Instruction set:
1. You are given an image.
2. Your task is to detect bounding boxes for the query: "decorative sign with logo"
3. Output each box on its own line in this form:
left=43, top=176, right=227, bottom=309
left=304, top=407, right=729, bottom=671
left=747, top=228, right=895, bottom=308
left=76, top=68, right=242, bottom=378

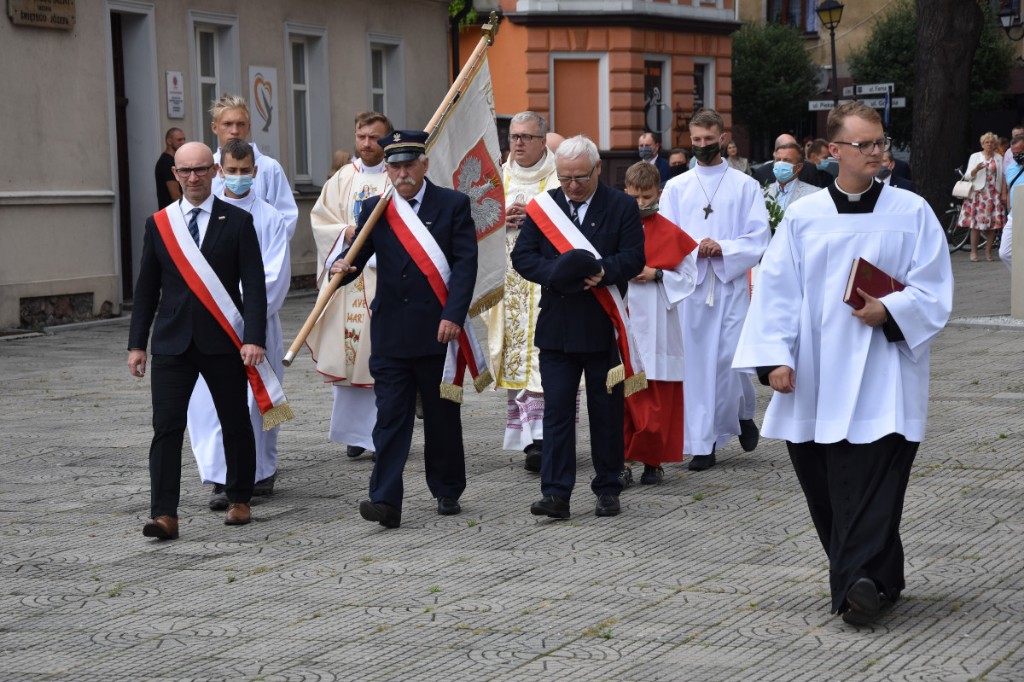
left=166, top=71, right=184, bottom=119
left=248, top=66, right=279, bottom=158
left=8, top=0, right=75, bottom=30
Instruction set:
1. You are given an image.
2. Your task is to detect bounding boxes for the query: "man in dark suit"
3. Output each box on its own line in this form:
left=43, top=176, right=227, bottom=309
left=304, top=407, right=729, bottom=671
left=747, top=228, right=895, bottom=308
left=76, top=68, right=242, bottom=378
left=879, top=150, right=916, bottom=192
left=639, top=132, right=671, bottom=184
left=511, top=135, right=646, bottom=519
left=128, top=141, right=267, bottom=539
left=330, top=130, right=478, bottom=529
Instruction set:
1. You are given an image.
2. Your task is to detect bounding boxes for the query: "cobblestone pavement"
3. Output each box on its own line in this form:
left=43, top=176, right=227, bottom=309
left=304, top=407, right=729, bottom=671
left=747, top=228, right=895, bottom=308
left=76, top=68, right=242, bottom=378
left=2, top=249, right=1023, bottom=681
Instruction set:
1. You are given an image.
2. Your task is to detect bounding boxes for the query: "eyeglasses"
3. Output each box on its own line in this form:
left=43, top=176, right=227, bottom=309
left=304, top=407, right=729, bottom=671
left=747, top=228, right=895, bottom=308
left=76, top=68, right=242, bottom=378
left=509, top=133, right=543, bottom=143
left=557, top=166, right=597, bottom=185
left=832, top=137, right=892, bottom=155
left=174, top=165, right=214, bottom=178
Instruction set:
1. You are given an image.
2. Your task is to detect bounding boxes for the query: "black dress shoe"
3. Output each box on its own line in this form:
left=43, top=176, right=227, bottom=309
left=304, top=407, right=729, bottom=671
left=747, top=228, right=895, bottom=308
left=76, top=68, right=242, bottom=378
left=738, top=419, right=760, bottom=452
left=687, top=454, right=716, bottom=471
left=640, top=465, right=664, bottom=485
left=253, top=473, right=276, bottom=496
left=208, top=483, right=229, bottom=511
left=437, top=497, right=461, bottom=515
left=523, top=442, right=542, bottom=473
left=359, top=500, right=401, bottom=528
left=842, top=577, right=886, bottom=626
left=346, top=445, right=366, bottom=458
left=530, top=495, right=570, bottom=519
left=595, top=493, right=621, bottom=517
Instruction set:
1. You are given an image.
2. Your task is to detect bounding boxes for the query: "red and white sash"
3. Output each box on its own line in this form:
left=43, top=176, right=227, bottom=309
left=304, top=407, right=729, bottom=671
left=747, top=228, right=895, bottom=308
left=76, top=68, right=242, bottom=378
left=385, top=196, right=492, bottom=403
left=525, top=192, right=647, bottom=396
left=153, top=206, right=294, bottom=430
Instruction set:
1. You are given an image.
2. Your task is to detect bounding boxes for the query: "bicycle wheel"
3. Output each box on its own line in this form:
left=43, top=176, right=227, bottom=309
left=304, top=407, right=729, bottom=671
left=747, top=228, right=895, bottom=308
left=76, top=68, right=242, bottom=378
left=945, top=209, right=970, bottom=253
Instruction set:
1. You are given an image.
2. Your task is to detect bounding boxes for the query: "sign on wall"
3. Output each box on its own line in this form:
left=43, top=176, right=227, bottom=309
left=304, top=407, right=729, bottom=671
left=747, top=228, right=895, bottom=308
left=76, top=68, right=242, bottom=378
left=8, top=0, right=75, bottom=30
left=166, top=71, right=184, bottom=119
left=248, top=66, right=279, bottom=159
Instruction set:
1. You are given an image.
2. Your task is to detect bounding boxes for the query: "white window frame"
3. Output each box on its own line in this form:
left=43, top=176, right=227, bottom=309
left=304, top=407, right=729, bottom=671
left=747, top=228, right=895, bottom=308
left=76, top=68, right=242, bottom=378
left=188, top=10, right=239, bottom=150
left=548, top=52, right=609, bottom=149
left=367, top=34, right=406, bottom=127
left=285, top=23, right=329, bottom=184
left=693, top=57, right=716, bottom=113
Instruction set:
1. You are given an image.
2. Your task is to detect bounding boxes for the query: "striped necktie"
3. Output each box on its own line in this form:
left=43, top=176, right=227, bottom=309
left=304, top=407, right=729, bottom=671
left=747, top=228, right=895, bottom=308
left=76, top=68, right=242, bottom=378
left=187, top=208, right=201, bottom=246
left=569, top=201, right=582, bottom=227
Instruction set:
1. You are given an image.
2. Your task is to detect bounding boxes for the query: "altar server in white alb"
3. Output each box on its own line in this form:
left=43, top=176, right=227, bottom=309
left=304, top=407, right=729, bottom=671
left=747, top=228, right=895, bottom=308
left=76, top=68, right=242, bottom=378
left=188, top=140, right=291, bottom=508
left=732, top=102, right=953, bottom=627
left=660, top=108, right=770, bottom=471
left=209, top=94, right=298, bottom=240
left=307, top=112, right=392, bottom=460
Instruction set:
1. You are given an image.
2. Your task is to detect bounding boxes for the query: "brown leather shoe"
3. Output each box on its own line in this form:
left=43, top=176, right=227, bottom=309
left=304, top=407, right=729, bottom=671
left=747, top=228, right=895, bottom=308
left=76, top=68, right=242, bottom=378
left=224, top=502, right=252, bottom=526
left=142, top=515, right=179, bottom=540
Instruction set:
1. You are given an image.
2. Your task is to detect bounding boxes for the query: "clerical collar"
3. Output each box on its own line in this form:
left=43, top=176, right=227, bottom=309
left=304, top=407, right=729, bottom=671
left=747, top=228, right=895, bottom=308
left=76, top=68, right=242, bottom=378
left=828, top=177, right=883, bottom=214
left=512, top=151, right=550, bottom=174
left=359, top=159, right=385, bottom=174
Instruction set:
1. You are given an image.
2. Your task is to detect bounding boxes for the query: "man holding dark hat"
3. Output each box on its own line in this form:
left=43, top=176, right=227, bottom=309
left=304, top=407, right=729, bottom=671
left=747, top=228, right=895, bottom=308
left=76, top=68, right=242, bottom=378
left=330, top=130, right=478, bottom=529
left=511, top=134, right=646, bottom=519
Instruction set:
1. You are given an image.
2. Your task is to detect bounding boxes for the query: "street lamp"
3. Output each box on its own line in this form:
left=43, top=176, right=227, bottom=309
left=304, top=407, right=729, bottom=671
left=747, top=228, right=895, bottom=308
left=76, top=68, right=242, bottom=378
left=816, top=0, right=845, bottom=106
left=995, top=0, right=1024, bottom=41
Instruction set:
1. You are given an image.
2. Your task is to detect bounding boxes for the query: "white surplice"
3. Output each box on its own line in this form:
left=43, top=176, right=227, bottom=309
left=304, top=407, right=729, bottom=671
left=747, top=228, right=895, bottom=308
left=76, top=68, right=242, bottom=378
left=629, top=250, right=697, bottom=381
left=308, top=160, right=388, bottom=451
left=731, top=184, right=953, bottom=444
left=187, top=193, right=291, bottom=483
left=213, top=144, right=298, bottom=240
left=660, top=161, right=770, bottom=454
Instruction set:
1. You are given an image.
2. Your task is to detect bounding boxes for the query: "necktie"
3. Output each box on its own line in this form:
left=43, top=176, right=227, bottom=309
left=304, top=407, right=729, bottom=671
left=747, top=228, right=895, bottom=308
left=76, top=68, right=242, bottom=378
left=408, top=198, right=418, bottom=211
left=569, top=201, right=582, bottom=227
left=187, top=208, right=201, bottom=246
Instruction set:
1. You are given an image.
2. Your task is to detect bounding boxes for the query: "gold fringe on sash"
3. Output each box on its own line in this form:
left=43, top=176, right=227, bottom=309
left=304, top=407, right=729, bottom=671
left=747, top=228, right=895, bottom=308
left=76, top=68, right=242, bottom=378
left=623, top=371, right=648, bottom=397
left=439, top=382, right=465, bottom=404
left=468, top=285, right=504, bottom=319
left=604, top=366, right=648, bottom=397
left=473, top=367, right=494, bottom=393
left=261, top=403, right=295, bottom=431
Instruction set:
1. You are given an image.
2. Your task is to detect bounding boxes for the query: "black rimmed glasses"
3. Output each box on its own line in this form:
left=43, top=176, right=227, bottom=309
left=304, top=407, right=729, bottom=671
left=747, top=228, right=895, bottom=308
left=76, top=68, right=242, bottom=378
left=509, top=133, right=543, bottom=144
left=174, top=165, right=214, bottom=179
left=557, top=166, right=597, bottom=185
left=833, top=137, right=892, bottom=155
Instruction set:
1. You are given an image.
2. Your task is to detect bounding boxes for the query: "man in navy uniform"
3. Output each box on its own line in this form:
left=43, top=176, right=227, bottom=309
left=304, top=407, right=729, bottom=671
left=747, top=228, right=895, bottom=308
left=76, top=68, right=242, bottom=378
left=330, top=130, right=478, bottom=529
left=511, top=135, right=646, bottom=518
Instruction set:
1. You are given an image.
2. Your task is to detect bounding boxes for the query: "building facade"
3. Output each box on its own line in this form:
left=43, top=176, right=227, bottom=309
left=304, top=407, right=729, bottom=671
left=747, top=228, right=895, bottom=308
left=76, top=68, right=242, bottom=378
left=0, top=0, right=451, bottom=329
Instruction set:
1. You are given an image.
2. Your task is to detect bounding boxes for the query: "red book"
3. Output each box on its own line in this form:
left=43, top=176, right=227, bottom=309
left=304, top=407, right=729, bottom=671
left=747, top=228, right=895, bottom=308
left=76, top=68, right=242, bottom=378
left=843, top=257, right=905, bottom=310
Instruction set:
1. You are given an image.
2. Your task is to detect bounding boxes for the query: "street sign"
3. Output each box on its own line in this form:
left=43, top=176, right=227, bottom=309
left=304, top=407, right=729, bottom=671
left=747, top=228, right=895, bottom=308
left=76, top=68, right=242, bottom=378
left=843, top=83, right=895, bottom=97
left=861, top=97, right=906, bottom=109
left=808, top=97, right=905, bottom=111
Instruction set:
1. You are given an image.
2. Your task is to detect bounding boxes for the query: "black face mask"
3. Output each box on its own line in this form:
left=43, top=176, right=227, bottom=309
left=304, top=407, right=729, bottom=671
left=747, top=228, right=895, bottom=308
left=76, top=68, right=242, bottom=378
left=1015, top=152, right=1024, bottom=165
left=876, top=167, right=892, bottom=180
left=668, top=164, right=687, bottom=178
left=692, top=142, right=721, bottom=165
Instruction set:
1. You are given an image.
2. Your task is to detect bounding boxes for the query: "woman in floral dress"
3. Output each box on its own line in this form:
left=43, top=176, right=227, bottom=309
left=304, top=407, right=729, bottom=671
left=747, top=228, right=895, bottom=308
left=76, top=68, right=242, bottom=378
left=959, top=132, right=1006, bottom=261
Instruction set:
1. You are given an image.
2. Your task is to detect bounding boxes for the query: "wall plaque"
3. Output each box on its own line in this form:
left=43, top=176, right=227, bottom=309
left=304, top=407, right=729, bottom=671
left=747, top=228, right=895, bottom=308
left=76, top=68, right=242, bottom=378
left=8, top=0, right=75, bottom=30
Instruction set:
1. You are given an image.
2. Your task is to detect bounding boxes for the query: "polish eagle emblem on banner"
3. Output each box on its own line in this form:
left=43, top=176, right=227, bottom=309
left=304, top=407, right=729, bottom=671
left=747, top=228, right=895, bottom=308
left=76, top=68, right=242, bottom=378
left=453, top=139, right=504, bottom=238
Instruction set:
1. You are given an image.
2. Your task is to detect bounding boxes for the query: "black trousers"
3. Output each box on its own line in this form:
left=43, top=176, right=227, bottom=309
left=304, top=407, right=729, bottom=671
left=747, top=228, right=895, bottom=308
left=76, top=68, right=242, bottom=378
left=538, top=346, right=625, bottom=500
left=787, top=434, right=918, bottom=613
left=149, top=343, right=255, bottom=518
left=369, top=354, right=466, bottom=511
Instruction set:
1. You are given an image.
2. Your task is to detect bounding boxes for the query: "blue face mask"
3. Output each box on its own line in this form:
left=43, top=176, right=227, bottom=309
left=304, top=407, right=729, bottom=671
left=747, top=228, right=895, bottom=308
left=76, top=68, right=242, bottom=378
left=638, top=145, right=655, bottom=161
left=223, top=173, right=254, bottom=196
left=817, top=159, right=831, bottom=171
left=773, top=161, right=795, bottom=183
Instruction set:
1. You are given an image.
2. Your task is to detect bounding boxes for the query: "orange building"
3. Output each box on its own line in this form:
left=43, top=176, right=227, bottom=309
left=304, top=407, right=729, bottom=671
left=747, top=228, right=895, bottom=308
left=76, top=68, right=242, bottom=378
left=456, top=0, right=740, bottom=180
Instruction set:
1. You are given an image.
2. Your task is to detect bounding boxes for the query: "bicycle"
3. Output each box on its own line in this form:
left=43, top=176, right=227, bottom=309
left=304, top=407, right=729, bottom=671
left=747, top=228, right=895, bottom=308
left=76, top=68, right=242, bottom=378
left=945, top=167, right=970, bottom=253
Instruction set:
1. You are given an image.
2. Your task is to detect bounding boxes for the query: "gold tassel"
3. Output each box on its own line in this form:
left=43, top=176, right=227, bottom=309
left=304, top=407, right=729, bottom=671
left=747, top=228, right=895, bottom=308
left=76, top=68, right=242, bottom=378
left=605, top=364, right=625, bottom=393
left=468, top=285, right=504, bottom=318
left=473, top=368, right=494, bottom=393
left=261, top=403, right=295, bottom=431
left=439, top=382, right=464, bottom=404
left=623, top=371, right=648, bottom=397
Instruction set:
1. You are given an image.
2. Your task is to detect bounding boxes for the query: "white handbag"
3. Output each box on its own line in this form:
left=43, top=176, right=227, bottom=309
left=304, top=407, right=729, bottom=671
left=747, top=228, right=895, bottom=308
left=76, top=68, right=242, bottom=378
left=952, top=178, right=974, bottom=200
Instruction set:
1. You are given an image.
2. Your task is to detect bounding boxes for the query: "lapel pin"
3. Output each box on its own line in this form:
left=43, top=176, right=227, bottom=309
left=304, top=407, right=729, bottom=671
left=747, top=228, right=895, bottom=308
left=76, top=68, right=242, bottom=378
left=218, top=215, right=226, bottom=220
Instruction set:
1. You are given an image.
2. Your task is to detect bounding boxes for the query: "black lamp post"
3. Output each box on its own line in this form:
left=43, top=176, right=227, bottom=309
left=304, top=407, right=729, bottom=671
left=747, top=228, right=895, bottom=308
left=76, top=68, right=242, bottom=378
left=816, top=0, right=845, bottom=106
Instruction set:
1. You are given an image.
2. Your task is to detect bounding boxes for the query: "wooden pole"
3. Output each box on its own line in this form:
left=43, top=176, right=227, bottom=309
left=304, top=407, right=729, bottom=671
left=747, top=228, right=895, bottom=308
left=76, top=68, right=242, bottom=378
left=282, top=12, right=502, bottom=367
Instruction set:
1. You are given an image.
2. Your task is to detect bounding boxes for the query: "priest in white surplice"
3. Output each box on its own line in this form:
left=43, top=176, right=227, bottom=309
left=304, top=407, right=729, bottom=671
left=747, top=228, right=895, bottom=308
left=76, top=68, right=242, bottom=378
left=307, top=112, right=392, bottom=459
left=188, top=140, right=291, bottom=508
left=732, top=102, right=953, bottom=627
left=485, top=111, right=561, bottom=472
left=660, top=108, right=770, bottom=471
